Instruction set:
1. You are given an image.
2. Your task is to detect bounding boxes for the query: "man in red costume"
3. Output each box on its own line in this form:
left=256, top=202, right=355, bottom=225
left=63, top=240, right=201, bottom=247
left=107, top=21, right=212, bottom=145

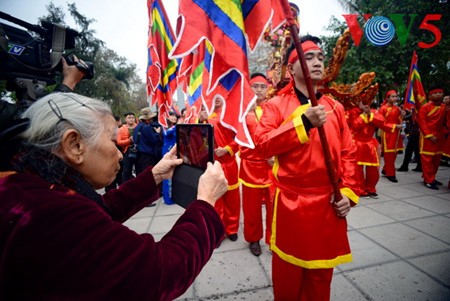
left=378, top=90, right=404, bottom=183
left=254, top=36, right=359, bottom=301
left=417, top=88, right=447, bottom=189
left=350, top=101, right=391, bottom=198
left=237, top=73, right=273, bottom=256
left=206, top=97, right=241, bottom=241
left=442, top=94, right=450, bottom=188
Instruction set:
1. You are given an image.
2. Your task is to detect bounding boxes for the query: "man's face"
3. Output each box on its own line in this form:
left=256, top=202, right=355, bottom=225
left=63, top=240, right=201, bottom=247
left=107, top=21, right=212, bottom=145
left=124, top=114, right=136, bottom=125
left=289, top=50, right=324, bottom=83
left=429, top=91, right=444, bottom=103
left=214, top=97, right=223, bottom=111
left=250, top=82, right=268, bottom=103
left=387, top=93, right=398, bottom=105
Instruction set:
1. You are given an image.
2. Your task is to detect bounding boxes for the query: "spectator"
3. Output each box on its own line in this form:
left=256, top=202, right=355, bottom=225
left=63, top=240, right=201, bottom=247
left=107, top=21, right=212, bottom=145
left=133, top=108, right=163, bottom=175
left=0, top=92, right=228, bottom=300
left=117, top=111, right=137, bottom=182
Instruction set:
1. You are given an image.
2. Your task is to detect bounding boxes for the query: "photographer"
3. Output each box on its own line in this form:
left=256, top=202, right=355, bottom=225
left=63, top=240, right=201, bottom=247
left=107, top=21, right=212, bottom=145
left=0, top=92, right=228, bottom=300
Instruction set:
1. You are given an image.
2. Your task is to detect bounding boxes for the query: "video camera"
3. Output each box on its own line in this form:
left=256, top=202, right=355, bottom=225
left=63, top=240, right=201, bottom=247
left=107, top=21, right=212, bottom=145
left=0, top=11, right=94, bottom=101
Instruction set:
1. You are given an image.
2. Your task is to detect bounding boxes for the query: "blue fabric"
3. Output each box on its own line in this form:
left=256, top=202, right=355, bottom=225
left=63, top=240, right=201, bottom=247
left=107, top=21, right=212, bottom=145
left=133, top=122, right=163, bottom=158
left=162, top=126, right=177, bottom=204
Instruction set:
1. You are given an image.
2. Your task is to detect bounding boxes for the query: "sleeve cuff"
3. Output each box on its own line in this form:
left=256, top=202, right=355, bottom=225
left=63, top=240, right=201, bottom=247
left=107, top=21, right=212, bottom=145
left=341, top=187, right=359, bottom=205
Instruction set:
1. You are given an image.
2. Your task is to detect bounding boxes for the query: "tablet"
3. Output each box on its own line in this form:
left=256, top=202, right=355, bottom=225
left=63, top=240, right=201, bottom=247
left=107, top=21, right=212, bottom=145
left=172, top=124, right=214, bottom=208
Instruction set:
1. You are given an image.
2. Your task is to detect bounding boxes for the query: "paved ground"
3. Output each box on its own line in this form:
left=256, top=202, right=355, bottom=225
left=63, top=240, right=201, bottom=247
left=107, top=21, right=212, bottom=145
left=123, top=156, right=450, bottom=300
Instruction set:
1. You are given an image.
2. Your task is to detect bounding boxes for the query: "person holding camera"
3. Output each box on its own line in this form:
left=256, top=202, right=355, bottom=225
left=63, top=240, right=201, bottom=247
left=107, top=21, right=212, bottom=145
left=117, top=111, right=138, bottom=182
left=0, top=92, right=228, bottom=300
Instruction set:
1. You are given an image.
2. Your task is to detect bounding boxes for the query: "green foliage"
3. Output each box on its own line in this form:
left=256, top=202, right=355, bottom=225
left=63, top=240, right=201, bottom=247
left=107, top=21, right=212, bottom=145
left=323, top=0, right=450, bottom=101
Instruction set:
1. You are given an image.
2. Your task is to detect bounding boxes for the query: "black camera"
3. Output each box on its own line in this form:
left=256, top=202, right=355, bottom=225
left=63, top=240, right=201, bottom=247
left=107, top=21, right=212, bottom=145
left=0, top=11, right=94, bottom=100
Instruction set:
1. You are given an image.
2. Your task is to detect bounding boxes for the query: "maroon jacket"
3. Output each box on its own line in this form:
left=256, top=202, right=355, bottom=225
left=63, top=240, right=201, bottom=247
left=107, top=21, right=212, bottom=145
left=0, top=168, right=224, bottom=300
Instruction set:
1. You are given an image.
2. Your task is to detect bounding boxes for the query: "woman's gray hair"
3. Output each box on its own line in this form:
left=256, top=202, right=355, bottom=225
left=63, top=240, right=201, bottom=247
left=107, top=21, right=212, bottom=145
left=20, top=92, right=113, bottom=152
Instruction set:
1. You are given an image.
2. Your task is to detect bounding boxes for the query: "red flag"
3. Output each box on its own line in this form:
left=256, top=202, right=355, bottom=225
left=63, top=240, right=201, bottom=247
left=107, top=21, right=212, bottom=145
left=147, top=0, right=179, bottom=127
left=169, top=0, right=283, bottom=146
left=243, top=0, right=272, bottom=50
left=204, top=70, right=256, bottom=148
left=404, top=51, right=426, bottom=110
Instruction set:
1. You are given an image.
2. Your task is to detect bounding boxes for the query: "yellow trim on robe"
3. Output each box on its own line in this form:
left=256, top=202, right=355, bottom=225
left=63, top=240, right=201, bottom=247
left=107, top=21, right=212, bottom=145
left=228, top=182, right=240, bottom=190
left=270, top=188, right=353, bottom=268
left=272, top=156, right=280, bottom=181
left=341, top=187, right=359, bottom=205
left=225, top=145, right=234, bottom=156
left=239, top=178, right=271, bottom=188
left=293, top=114, right=310, bottom=144
left=427, top=106, right=440, bottom=117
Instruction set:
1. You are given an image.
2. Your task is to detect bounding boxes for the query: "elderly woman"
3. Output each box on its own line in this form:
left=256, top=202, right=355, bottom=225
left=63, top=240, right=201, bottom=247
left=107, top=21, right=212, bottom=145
left=0, top=92, right=228, bottom=300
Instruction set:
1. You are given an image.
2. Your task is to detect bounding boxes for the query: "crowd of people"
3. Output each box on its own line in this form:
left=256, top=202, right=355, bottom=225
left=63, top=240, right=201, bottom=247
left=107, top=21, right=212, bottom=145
left=1, top=35, right=449, bottom=300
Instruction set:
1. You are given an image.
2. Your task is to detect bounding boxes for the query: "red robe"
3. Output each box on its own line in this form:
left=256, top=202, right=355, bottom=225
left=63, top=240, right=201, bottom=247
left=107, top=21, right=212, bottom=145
left=351, top=109, right=391, bottom=194
left=417, top=101, right=446, bottom=183
left=207, top=111, right=241, bottom=236
left=238, top=106, right=273, bottom=244
left=254, top=91, right=359, bottom=268
left=443, top=109, right=450, bottom=158
left=378, top=104, right=403, bottom=177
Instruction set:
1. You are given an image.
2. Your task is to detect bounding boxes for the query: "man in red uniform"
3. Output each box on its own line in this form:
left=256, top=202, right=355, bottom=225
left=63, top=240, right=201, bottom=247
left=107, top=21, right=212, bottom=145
left=378, top=90, right=404, bottom=183
left=351, top=101, right=391, bottom=198
left=417, top=88, right=447, bottom=189
left=442, top=95, right=450, bottom=188
left=238, top=73, right=273, bottom=256
left=254, top=36, right=359, bottom=301
left=206, top=97, right=241, bottom=241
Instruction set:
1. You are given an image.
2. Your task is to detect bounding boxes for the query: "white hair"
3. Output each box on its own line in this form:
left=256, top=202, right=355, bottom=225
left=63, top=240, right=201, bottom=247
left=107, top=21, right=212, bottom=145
left=20, top=92, right=112, bottom=152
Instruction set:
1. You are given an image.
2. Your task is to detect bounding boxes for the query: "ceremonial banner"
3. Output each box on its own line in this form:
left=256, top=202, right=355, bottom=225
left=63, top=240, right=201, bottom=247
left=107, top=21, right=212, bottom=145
left=178, top=40, right=213, bottom=123
left=404, top=51, right=426, bottom=110
left=147, top=0, right=179, bottom=127
left=169, top=0, right=283, bottom=146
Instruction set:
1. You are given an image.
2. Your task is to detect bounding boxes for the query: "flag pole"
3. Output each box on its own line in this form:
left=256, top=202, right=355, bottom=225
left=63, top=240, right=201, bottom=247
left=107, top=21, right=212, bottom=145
left=280, top=0, right=342, bottom=202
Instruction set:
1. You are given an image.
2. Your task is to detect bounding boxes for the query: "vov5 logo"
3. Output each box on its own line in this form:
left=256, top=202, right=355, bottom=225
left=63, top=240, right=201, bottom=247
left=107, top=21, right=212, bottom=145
left=343, top=14, right=442, bottom=48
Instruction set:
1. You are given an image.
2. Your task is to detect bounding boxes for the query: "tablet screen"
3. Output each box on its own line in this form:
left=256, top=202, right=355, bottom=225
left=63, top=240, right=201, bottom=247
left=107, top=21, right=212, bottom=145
left=176, top=124, right=214, bottom=170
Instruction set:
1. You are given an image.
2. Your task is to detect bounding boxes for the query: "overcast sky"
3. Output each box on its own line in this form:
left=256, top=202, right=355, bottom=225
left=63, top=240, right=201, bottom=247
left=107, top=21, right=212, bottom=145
left=0, top=0, right=346, bottom=80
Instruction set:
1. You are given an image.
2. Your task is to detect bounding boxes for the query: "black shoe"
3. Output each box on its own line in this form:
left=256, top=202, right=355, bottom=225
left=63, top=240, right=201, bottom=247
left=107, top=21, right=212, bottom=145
left=412, top=167, right=422, bottom=172
left=424, top=182, right=439, bottom=190
left=397, top=166, right=408, bottom=172
left=228, top=233, right=238, bottom=241
left=249, top=241, right=261, bottom=256
left=433, top=180, right=443, bottom=186
left=386, top=176, right=398, bottom=183
left=381, top=170, right=386, bottom=175
left=360, top=193, right=370, bottom=198
left=369, top=192, right=379, bottom=199
left=146, top=203, right=156, bottom=207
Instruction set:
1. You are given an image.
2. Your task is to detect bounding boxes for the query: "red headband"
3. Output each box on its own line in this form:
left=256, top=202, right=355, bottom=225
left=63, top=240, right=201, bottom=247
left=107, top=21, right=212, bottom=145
left=428, top=89, right=444, bottom=96
left=385, top=90, right=397, bottom=98
left=250, top=75, right=268, bottom=85
left=288, top=41, right=322, bottom=64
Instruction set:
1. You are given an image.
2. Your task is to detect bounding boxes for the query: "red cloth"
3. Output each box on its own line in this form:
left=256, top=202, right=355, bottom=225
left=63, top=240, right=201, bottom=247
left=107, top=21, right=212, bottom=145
left=350, top=109, right=387, bottom=194
left=207, top=111, right=240, bottom=235
left=0, top=168, right=224, bottom=300
left=238, top=107, right=273, bottom=244
left=272, top=252, right=333, bottom=301
left=378, top=104, right=403, bottom=177
left=417, top=101, right=446, bottom=155
left=254, top=91, right=359, bottom=268
left=443, top=109, right=450, bottom=158
left=417, top=101, right=446, bottom=183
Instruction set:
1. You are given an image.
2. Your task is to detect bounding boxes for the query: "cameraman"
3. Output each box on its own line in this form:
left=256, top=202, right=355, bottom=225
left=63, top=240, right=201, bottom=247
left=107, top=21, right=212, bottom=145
left=0, top=56, right=88, bottom=171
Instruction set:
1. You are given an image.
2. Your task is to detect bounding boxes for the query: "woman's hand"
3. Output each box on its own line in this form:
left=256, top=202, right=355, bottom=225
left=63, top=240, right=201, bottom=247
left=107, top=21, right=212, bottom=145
left=152, top=146, right=183, bottom=184
left=197, top=162, right=228, bottom=206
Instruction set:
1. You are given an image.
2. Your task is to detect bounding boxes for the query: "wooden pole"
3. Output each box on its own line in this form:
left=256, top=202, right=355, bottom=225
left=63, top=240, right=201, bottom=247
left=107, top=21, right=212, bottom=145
left=280, top=0, right=342, bottom=202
